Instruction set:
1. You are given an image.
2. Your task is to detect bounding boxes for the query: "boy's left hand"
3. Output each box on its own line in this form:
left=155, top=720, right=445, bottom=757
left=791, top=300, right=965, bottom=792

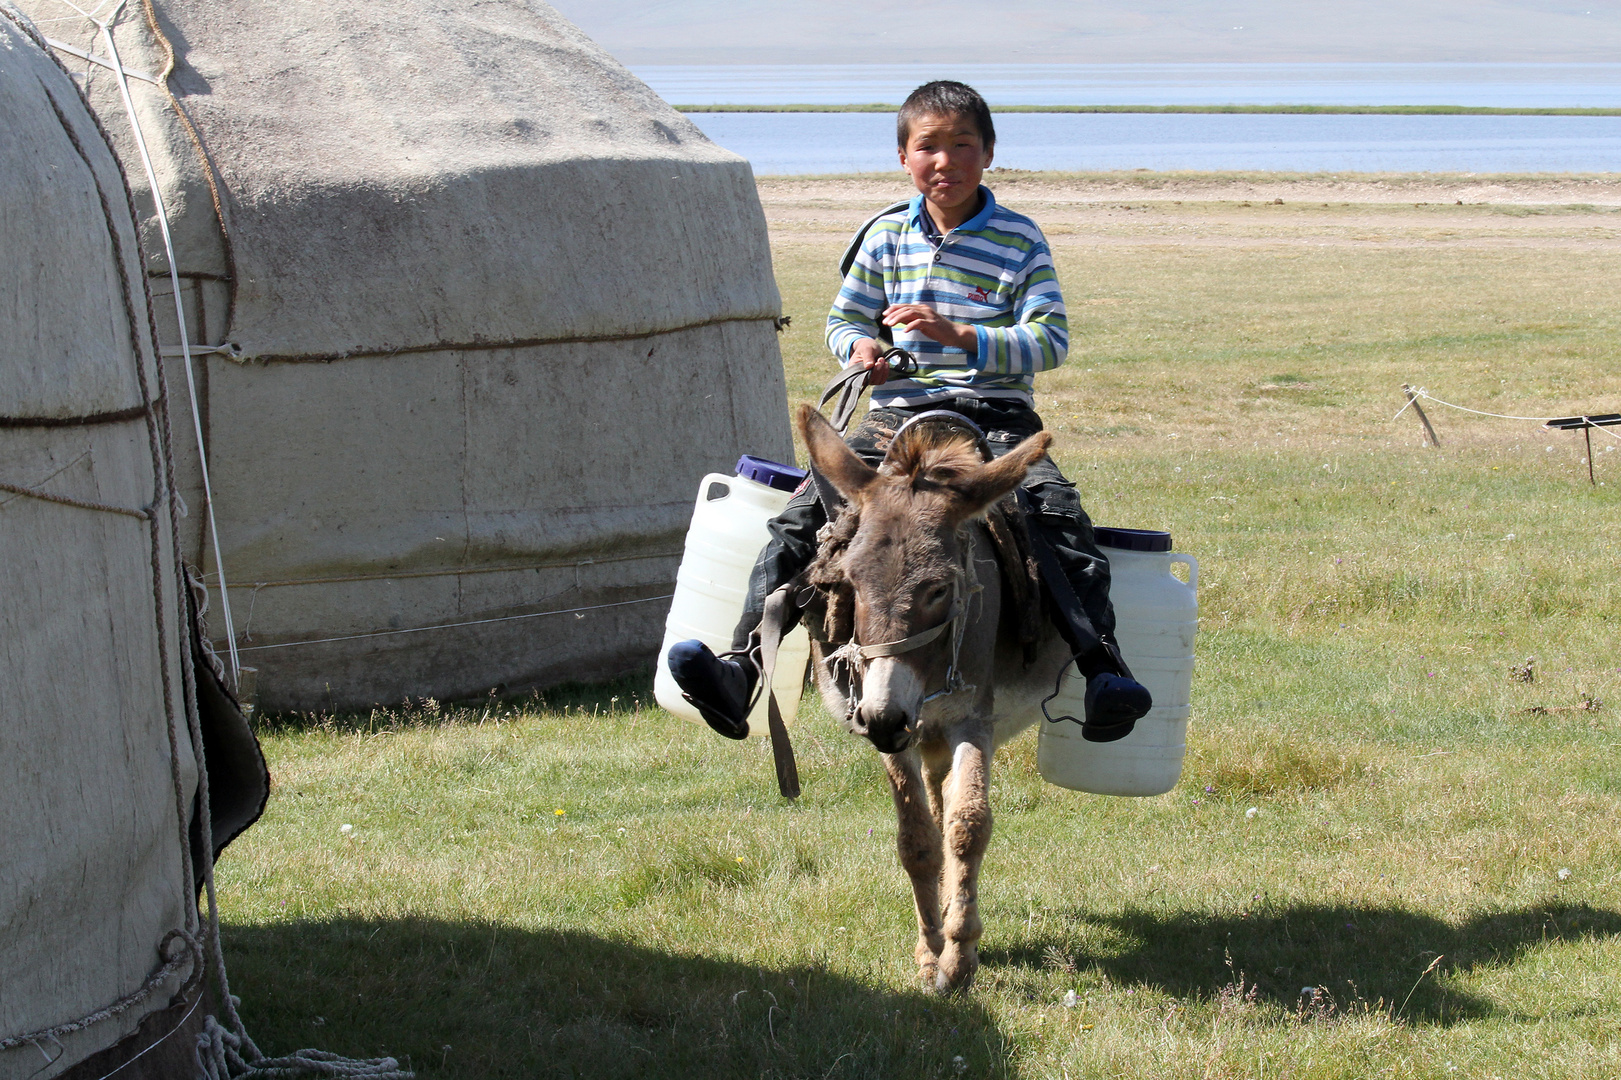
left=882, top=303, right=977, bottom=353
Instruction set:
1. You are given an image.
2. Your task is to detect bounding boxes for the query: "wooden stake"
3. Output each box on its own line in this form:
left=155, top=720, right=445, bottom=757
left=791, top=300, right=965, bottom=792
left=1402, top=385, right=1441, bottom=447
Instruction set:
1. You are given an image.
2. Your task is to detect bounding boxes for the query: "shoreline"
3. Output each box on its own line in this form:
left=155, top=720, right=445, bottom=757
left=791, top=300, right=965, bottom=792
left=755, top=172, right=1621, bottom=249
left=682, top=103, right=1621, bottom=117
left=757, top=170, right=1621, bottom=208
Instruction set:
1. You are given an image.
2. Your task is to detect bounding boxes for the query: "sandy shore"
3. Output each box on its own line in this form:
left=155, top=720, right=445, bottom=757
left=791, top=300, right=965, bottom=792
left=757, top=172, right=1621, bottom=250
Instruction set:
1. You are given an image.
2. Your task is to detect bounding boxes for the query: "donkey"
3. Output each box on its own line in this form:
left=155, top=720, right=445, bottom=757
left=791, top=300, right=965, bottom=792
left=794, top=403, right=1074, bottom=993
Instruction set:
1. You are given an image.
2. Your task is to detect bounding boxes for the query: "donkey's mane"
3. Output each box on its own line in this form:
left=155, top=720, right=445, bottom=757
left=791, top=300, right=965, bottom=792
left=880, top=426, right=983, bottom=483
left=802, top=425, right=986, bottom=645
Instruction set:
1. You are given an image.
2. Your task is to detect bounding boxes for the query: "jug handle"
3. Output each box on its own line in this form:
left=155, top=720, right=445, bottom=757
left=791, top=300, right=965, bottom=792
left=1169, top=553, right=1198, bottom=591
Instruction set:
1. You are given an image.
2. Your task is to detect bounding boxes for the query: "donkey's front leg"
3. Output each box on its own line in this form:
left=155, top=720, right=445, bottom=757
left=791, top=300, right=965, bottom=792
left=882, top=751, right=944, bottom=986
left=936, top=733, right=993, bottom=992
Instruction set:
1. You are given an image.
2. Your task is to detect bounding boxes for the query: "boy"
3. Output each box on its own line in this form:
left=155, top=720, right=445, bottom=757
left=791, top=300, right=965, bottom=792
left=668, top=80, right=1149, bottom=742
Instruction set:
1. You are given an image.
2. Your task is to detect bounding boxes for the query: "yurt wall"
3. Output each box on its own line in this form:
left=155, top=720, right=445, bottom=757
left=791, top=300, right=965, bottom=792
left=24, top=0, right=794, bottom=711
left=1, top=12, right=201, bottom=1075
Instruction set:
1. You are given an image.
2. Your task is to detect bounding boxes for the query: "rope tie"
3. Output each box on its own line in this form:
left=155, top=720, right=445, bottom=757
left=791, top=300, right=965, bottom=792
left=0, top=931, right=200, bottom=1053
left=0, top=479, right=154, bottom=520
left=196, top=1007, right=410, bottom=1080
left=92, top=0, right=243, bottom=685
left=1396, top=387, right=1621, bottom=438
left=234, top=592, right=675, bottom=654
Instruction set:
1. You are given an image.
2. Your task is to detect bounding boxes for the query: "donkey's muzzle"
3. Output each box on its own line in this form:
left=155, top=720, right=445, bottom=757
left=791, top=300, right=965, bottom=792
left=854, top=701, right=914, bottom=753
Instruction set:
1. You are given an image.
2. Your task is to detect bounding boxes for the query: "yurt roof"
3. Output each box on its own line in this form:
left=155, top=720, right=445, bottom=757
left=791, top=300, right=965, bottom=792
left=35, top=0, right=779, bottom=361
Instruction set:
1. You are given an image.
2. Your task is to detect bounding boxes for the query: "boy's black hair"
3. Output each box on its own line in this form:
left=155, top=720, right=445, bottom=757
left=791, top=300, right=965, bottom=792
left=896, top=80, right=995, bottom=151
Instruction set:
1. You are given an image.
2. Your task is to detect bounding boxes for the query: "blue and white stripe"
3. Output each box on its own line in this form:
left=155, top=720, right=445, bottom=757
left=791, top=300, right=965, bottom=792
left=825, top=186, right=1068, bottom=408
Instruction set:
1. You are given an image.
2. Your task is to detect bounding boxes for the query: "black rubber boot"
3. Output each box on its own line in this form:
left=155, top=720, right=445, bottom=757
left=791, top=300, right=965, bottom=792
left=1081, top=671, right=1152, bottom=743
left=666, top=640, right=758, bottom=741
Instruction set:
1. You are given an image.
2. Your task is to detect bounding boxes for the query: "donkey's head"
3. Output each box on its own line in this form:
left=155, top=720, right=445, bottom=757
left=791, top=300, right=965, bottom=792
left=797, top=405, right=1052, bottom=752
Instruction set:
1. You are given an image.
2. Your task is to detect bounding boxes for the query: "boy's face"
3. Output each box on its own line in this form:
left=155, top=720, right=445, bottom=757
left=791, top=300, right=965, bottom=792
left=899, top=111, right=993, bottom=226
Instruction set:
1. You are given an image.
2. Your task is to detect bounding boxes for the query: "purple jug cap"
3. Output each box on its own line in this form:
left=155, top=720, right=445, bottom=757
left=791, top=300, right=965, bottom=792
left=1096, top=526, right=1172, bottom=553
left=735, top=455, right=807, bottom=493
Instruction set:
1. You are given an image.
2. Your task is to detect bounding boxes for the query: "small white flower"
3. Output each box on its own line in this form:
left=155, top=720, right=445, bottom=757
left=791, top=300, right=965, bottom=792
left=1557, top=867, right=1572, bottom=881
left=1062, top=990, right=1079, bottom=1008
left=952, top=1056, right=967, bottom=1074
left=1246, top=807, right=1259, bottom=819
left=339, top=823, right=353, bottom=834
left=1300, top=986, right=1315, bottom=997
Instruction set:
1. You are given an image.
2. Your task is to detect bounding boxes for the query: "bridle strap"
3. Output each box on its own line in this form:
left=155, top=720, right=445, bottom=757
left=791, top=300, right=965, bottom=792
left=756, top=581, right=804, bottom=799
left=847, top=596, right=965, bottom=660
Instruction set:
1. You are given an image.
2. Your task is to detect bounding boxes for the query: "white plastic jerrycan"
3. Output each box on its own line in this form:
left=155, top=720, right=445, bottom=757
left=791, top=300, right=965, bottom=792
left=1037, top=527, right=1198, bottom=796
left=654, top=455, right=813, bottom=735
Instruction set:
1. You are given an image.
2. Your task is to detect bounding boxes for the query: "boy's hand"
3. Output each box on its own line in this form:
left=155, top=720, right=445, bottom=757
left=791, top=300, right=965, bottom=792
left=882, top=303, right=976, bottom=353
left=851, top=338, right=890, bottom=385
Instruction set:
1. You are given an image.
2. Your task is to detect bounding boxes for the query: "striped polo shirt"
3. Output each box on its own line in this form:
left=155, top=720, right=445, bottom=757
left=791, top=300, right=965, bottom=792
left=825, top=187, right=1068, bottom=408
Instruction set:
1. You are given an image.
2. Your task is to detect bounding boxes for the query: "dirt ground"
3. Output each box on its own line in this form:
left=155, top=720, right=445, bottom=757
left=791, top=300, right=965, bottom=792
left=756, top=171, right=1621, bottom=251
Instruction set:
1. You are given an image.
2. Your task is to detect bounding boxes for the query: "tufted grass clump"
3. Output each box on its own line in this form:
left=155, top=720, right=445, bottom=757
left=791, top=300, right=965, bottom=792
left=1189, top=727, right=1373, bottom=799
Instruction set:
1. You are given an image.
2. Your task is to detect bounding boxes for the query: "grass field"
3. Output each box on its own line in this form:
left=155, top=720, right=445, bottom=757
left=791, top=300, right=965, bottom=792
left=219, top=174, right=1621, bottom=1079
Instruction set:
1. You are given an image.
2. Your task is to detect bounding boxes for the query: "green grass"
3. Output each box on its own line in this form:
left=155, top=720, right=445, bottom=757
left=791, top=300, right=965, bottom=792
left=218, top=180, right=1621, bottom=1078
left=678, top=104, right=1621, bottom=117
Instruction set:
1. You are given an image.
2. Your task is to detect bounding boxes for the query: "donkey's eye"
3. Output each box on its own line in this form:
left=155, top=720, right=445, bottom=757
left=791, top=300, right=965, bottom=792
left=924, top=584, right=950, bottom=606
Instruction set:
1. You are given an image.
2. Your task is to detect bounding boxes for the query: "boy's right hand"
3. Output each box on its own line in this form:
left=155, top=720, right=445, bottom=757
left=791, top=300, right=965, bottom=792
left=850, top=338, right=890, bottom=385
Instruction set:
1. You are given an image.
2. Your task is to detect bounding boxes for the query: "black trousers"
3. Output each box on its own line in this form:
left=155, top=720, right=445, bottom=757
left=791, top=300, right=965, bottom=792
left=731, top=399, right=1119, bottom=667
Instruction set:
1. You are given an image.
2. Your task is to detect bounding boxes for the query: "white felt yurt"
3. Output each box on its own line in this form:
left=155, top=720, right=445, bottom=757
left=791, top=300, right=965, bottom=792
left=21, top=0, right=793, bottom=711
left=0, top=11, right=281, bottom=1077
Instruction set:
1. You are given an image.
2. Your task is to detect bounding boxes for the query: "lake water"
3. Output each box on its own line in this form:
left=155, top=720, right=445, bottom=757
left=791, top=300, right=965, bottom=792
left=684, top=111, right=1621, bottom=174
left=637, top=62, right=1621, bottom=110
left=639, top=63, right=1621, bottom=174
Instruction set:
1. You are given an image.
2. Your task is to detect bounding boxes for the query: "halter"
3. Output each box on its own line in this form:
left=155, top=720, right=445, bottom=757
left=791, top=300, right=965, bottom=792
left=824, top=410, right=996, bottom=723
left=826, top=525, right=983, bottom=729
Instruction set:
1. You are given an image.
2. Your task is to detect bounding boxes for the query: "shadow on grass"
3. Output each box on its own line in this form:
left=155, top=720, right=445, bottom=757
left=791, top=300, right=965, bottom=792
left=224, top=916, right=1003, bottom=1080
left=985, top=900, right=1621, bottom=1025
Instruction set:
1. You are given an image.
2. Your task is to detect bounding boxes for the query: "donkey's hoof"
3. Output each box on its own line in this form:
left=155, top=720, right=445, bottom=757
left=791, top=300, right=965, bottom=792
left=935, top=946, right=979, bottom=994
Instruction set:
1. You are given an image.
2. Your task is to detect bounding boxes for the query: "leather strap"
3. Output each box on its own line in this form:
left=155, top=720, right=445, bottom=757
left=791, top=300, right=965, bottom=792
left=818, top=363, right=872, bottom=437
left=1017, top=488, right=1105, bottom=660
left=757, top=583, right=803, bottom=799
left=816, top=348, right=921, bottom=437
left=839, top=199, right=912, bottom=279
left=848, top=596, right=964, bottom=660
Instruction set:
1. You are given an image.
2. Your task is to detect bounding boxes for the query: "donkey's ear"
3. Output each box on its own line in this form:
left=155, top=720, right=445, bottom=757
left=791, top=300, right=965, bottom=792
left=952, top=431, right=1054, bottom=519
left=797, top=404, right=878, bottom=503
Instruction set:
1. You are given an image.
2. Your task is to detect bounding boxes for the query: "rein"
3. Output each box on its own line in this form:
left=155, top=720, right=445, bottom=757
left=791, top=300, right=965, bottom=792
left=818, top=347, right=919, bottom=435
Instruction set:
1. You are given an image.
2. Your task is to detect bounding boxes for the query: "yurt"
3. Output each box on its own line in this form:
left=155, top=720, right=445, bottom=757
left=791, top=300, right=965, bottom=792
left=20, top=0, right=793, bottom=711
left=0, top=11, right=286, bottom=1077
